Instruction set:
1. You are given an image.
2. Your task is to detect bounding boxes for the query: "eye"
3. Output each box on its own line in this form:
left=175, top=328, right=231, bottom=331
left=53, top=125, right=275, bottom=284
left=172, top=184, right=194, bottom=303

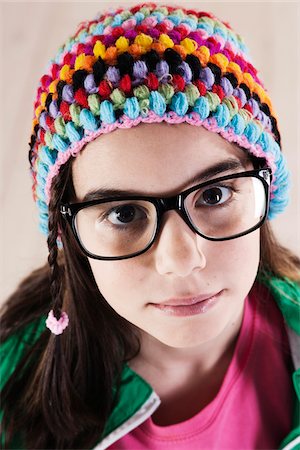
left=106, top=204, right=147, bottom=226
left=196, top=186, right=232, bottom=206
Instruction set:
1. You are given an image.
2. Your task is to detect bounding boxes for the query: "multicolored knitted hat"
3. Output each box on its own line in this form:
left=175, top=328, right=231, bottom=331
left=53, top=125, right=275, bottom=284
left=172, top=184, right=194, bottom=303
left=29, top=2, right=290, bottom=236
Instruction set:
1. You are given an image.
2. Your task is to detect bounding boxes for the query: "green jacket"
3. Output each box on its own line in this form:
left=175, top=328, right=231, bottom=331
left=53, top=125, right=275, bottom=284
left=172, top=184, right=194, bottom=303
left=1, top=275, right=300, bottom=449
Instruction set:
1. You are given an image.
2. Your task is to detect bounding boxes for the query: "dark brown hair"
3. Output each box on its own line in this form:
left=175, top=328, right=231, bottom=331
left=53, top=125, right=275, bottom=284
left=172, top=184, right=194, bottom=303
left=1, top=155, right=299, bottom=449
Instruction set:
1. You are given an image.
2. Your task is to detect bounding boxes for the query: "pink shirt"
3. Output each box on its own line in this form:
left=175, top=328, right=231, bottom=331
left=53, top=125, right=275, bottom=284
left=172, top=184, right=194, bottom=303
left=110, top=283, right=294, bottom=449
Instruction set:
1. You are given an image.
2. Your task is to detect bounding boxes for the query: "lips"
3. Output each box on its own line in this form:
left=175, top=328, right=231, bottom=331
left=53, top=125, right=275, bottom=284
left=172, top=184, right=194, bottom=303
left=154, top=292, right=222, bottom=307
left=150, top=291, right=223, bottom=317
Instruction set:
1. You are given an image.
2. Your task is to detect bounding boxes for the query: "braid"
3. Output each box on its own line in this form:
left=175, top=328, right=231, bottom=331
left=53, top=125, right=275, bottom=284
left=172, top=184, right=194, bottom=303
left=46, top=161, right=71, bottom=324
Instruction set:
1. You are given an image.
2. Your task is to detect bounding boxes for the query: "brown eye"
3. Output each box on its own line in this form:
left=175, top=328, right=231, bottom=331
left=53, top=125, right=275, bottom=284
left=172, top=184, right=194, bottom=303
left=196, top=186, right=232, bottom=206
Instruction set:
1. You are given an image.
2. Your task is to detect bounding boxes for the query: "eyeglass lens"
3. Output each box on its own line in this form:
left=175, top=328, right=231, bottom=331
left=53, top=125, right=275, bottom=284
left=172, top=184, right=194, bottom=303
left=74, top=175, right=266, bottom=258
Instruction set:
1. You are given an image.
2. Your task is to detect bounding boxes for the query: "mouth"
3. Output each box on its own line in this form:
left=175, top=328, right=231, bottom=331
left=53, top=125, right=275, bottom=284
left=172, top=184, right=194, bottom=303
left=150, top=291, right=223, bottom=317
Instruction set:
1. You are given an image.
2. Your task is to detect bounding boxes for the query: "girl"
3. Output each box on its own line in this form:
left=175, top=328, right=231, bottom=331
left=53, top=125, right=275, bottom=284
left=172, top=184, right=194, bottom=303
left=1, top=3, right=299, bottom=449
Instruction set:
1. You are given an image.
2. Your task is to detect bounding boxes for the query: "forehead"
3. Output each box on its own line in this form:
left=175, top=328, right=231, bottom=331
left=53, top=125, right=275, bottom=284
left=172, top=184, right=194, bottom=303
left=71, top=123, right=250, bottom=199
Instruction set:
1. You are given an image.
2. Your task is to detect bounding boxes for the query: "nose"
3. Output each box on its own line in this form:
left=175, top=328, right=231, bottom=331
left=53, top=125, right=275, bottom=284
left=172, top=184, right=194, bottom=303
left=153, top=210, right=207, bottom=277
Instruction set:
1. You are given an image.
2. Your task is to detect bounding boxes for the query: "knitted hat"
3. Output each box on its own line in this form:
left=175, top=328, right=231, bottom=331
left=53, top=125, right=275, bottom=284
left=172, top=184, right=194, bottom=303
left=29, top=2, right=290, bottom=237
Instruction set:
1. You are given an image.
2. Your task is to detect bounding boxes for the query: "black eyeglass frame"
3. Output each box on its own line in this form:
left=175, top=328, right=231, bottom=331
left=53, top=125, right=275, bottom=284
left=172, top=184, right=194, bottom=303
left=60, top=168, right=272, bottom=261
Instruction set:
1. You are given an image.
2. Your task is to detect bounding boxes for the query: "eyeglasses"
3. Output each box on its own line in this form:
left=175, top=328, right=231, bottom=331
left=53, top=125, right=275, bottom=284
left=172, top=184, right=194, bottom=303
left=60, top=168, right=272, bottom=261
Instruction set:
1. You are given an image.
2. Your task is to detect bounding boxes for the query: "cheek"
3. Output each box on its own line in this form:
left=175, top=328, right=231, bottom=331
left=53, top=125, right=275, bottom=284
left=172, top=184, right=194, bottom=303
left=88, top=258, right=147, bottom=305
left=210, top=230, right=260, bottom=286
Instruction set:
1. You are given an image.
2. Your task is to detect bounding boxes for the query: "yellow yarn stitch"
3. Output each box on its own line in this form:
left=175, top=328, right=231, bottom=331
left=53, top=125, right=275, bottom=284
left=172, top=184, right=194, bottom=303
left=195, top=46, right=210, bottom=66
left=115, top=36, right=130, bottom=53
left=93, top=40, right=106, bottom=59
left=60, top=64, right=73, bottom=83
left=242, top=73, right=255, bottom=91
left=40, top=92, right=48, bottom=108
left=74, top=54, right=95, bottom=71
left=134, top=33, right=153, bottom=50
left=180, top=38, right=198, bottom=54
left=159, top=34, right=174, bottom=48
left=35, top=105, right=44, bottom=119
left=48, top=79, right=59, bottom=94
left=226, top=62, right=243, bottom=84
left=209, top=53, right=229, bottom=73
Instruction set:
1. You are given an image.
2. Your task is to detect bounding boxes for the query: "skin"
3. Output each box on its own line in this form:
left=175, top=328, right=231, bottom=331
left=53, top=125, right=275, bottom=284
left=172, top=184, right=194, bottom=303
left=72, top=123, right=261, bottom=424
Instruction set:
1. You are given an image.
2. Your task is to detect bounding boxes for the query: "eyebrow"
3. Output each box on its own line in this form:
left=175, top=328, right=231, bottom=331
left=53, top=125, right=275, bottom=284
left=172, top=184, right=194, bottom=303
left=80, top=158, right=247, bottom=203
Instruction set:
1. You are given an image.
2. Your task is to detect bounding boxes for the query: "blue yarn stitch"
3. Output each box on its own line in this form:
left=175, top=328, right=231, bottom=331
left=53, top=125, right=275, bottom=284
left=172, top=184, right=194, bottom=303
left=100, top=100, right=116, bottom=124
left=52, top=134, right=69, bottom=152
left=182, top=18, right=197, bottom=30
left=124, top=97, right=140, bottom=119
left=80, top=109, right=99, bottom=131
left=228, top=113, right=246, bottom=135
left=193, top=97, right=210, bottom=120
left=149, top=91, right=166, bottom=116
left=38, top=162, right=49, bottom=179
left=197, top=22, right=214, bottom=34
left=167, top=15, right=181, bottom=26
left=37, top=199, right=48, bottom=214
left=111, top=14, right=122, bottom=26
left=170, top=92, right=189, bottom=116
left=92, top=23, right=104, bottom=35
left=65, top=121, right=83, bottom=142
left=244, top=122, right=261, bottom=143
left=39, top=146, right=57, bottom=166
left=213, top=104, right=230, bottom=128
left=134, top=12, right=144, bottom=23
left=151, top=11, right=165, bottom=22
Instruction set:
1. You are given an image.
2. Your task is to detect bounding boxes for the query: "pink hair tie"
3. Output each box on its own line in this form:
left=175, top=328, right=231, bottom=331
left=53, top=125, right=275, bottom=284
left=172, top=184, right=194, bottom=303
left=46, top=310, right=69, bottom=335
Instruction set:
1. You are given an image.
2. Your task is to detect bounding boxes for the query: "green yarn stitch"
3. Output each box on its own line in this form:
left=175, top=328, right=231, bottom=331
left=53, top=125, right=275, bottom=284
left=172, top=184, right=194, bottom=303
left=239, top=109, right=252, bottom=125
left=70, top=104, right=81, bottom=127
left=222, top=96, right=239, bottom=119
left=120, top=10, right=131, bottom=20
left=139, top=7, right=151, bottom=17
left=198, top=17, right=215, bottom=27
left=54, top=116, right=67, bottom=138
left=155, top=6, right=169, bottom=15
left=158, top=84, right=174, bottom=104
left=205, top=92, right=220, bottom=112
left=88, top=94, right=101, bottom=116
left=89, top=23, right=97, bottom=34
left=173, top=8, right=185, bottom=19
left=45, top=131, right=53, bottom=149
left=133, top=85, right=150, bottom=101
left=139, top=99, right=150, bottom=116
left=103, top=16, right=113, bottom=26
left=110, top=88, right=126, bottom=108
left=185, top=84, right=200, bottom=106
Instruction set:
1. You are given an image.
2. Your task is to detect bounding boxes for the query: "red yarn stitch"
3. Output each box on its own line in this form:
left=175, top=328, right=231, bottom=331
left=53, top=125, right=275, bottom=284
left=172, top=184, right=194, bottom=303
left=119, top=74, right=132, bottom=94
left=60, top=101, right=72, bottom=121
left=77, top=43, right=87, bottom=55
left=136, top=24, right=148, bottom=34
left=74, top=88, right=89, bottom=108
left=63, top=53, right=73, bottom=65
left=51, top=64, right=60, bottom=79
left=244, top=103, right=253, bottom=114
left=172, top=74, right=185, bottom=92
left=45, top=115, right=56, bottom=134
left=212, top=84, right=225, bottom=101
left=174, top=25, right=188, bottom=39
left=99, top=80, right=112, bottom=98
left=156, top=23, right=168, bottom=33
left=146, top=73, right=159, bottom=90
left=233, top=96, right=242, bottom=109
left=39, top=129, right=46, bottom=145
left=193, top=80, right=207, bottom=96
left=112, top=26, right=124, bottom=38
left=41, top=75, right=52, bottom=89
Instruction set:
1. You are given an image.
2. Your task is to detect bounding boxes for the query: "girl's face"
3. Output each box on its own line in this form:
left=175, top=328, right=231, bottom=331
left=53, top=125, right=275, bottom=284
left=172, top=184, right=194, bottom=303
left=72, top=123, right=260, bottom=348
